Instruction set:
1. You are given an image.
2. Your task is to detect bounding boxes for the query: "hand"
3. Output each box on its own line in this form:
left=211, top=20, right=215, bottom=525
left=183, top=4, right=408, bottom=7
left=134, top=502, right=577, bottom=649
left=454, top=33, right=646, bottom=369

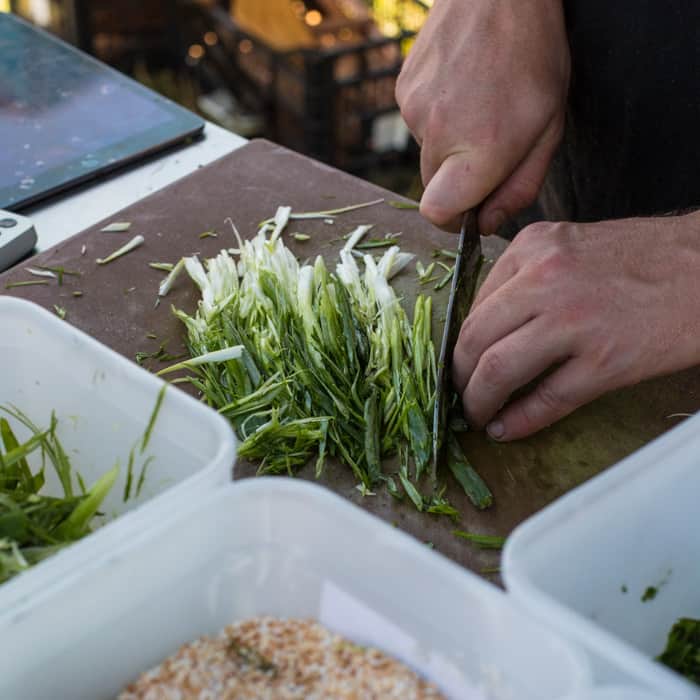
left=395, top=0, right=570, bottom=233
left=452, top=213, right=700, bottom=439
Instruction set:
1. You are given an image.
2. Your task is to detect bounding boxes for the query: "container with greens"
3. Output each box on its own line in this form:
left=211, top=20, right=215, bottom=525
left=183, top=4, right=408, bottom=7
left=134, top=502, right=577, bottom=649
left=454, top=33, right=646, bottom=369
left=0, top=297, right=235, bottom=609
left=503, top=410, right=700, bottom=699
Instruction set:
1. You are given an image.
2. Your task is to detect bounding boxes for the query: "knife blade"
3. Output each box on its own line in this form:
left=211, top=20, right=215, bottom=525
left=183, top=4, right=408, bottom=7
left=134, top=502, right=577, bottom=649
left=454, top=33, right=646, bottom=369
left=432, top=210, right=482, bottom=474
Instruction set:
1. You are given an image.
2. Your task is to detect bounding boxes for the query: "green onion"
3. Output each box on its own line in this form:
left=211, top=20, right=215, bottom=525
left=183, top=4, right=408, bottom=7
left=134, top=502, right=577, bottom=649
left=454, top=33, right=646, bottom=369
left=386, top=200, right=419, bottom=210
left=25, top=267, right=56, bottom=279
left=96, top=235, right=144, bottom=265
left=5, top=280, right=50, bottom=289
left=453, top=530, right=505, bottom=549
left=0, top=406, right=120, bottom=583
left=32, top=266, right=80, bottom=286
left=158, top=258, right=185, bottom=297
left=167, top=207, right=436, bottom=496
left=101, top=222, right=131, bottom=232
left=259, top=199, right=384, bottom=228
left=658, top=618, right=700, bottom=684
left=447, top=432, right=493, bottom=509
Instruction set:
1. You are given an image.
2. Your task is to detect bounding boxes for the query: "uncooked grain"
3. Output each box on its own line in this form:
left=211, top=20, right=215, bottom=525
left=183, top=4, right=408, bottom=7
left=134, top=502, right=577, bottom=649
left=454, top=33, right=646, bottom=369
left=119, top=616, right=445, bottom=699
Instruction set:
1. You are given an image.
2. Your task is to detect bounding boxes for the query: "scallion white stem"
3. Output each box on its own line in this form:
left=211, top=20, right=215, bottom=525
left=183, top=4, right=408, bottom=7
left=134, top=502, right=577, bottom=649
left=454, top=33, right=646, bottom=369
left=96, top=235, right=144, bottom=265
left=158, top=258, right=185, bottom=297
left=342, top=224, right=373, bottom=252
left=157, top=345, right=245, bottom=375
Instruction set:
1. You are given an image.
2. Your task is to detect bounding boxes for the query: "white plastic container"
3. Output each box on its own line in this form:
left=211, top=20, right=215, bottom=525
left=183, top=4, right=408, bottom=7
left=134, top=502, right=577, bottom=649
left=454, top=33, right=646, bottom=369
left=503, top=411, right=700, bottom=699
left=0, top=297, right=236, bottom=610
left=0, top=478, right=592, bottom=700
left=566, top=687, right=662, bottom=700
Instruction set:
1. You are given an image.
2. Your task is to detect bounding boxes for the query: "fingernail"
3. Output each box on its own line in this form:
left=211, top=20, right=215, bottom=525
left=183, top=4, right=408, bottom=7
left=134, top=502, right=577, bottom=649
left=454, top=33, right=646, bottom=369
left=487, top=420, right=505, bottom=440
left=484, top=209, right=506, bottom=236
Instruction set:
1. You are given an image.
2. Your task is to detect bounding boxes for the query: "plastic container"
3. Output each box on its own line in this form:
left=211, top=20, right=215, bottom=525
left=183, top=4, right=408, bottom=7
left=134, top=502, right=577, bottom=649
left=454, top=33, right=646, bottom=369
left=566, top=688, right=662, bottom=700
left=0, top=297, right=236, bottom=610
left=503, top=411, right=700, bottom=699
left=0, top=478, right=591, bottom=700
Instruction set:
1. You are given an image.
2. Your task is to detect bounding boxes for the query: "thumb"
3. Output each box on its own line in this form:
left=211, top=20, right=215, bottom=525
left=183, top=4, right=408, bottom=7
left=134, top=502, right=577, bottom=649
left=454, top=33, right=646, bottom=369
left=420, top=151, right=503, bottom=230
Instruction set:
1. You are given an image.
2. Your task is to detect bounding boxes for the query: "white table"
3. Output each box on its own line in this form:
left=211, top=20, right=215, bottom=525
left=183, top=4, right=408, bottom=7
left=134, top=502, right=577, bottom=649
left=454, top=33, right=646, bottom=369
left=24, top=122, right=247, bottom=252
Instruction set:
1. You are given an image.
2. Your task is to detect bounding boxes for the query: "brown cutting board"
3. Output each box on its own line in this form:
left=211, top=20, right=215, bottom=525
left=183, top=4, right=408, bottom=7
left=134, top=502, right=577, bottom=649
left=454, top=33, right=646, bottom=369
left=2, top=138, right=697, bottom=580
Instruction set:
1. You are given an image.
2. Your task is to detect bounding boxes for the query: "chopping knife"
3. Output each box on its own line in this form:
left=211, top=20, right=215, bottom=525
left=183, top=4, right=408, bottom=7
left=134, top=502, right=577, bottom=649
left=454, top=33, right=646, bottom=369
left=432, top=210, right=482, bottom=472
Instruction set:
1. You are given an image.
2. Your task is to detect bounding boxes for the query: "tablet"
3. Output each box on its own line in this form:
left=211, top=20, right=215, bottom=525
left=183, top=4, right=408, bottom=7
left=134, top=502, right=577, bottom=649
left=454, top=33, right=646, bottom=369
left=0, top=14, right=205, bottom=211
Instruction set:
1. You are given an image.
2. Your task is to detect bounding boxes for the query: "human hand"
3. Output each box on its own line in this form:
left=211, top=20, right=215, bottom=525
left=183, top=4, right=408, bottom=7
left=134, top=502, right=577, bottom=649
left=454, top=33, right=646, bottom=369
left=396, top=0, right=570, bottom=233
left=452, top=213, right=700, bottom=440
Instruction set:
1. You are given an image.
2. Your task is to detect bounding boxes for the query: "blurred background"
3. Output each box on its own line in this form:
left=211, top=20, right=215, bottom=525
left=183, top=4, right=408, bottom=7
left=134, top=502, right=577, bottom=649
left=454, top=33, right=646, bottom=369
left=1, top=0, right=431, bottom=197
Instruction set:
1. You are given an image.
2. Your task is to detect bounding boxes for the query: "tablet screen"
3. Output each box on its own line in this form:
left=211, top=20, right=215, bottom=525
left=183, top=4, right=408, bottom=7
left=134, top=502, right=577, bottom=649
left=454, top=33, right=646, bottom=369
left=0, top=14, right=205, bottom=210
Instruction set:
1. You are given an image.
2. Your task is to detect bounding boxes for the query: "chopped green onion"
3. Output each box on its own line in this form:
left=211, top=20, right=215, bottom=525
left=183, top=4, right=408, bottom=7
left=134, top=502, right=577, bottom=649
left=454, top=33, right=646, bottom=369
left=658, top=618, right=700, bottom=684
left=435, top=266, right=455, bottom=291
left=5, top=280, right=50, bottom=289
left=259, top=199, right=384, bottom=227
left=96, top=235, right=144, bottom=265
left=453, top=530, right=505, bottom=549
left=342, top=224, right=373, bottom=252
left=158, top=258, right=185, bottom=297
left=141, top=384, right=167, bottom=453
left=164, top=203, right=450, bottom=507
left=34, top=266, right=80, bottom=286
left=157, top=345, right=245, bottom=375
left=101, top=222, right=131, bottom=232
left=149, top=262, right=174, bottom=272
left=53, top=305, right=67, bottom=320
left=447, top=432, right=493, bottom=509
left=25, top=267, right=56, bottom=279
left=386, top=200, right=419, bottom=210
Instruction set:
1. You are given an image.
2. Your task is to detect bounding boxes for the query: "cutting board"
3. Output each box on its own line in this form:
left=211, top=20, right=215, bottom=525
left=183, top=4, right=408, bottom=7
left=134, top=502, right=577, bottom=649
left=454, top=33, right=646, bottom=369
left=2, top=139, right=697, bottom=579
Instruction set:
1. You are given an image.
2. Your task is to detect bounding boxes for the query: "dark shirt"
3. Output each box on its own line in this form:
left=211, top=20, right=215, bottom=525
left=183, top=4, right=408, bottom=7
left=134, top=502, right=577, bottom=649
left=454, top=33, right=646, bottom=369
left=540, top=1, right=700, bottom=222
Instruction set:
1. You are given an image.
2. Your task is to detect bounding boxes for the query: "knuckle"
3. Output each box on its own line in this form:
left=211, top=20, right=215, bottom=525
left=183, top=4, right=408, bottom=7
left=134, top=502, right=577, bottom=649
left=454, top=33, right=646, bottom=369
left=517, top=220, right=556, bottom=243
left=424, top=102, right=448, bottom=139
left=533, top=250, right=570, bottom=284
left=478, top=349, right=509, bottom=389
left=398, top=97, right=419, bottom=132
left=502, top=176, right=541, bottom=212
left=534, top=380, right=569, bottom=414
left=457, top=314, right=475, bottom=344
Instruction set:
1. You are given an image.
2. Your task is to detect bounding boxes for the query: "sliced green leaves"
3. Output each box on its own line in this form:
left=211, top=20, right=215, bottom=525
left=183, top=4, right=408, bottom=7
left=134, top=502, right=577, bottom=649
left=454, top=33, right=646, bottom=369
left=169, top=205, right=437, bottom=499
left=0, top=407, right=118, bottom=584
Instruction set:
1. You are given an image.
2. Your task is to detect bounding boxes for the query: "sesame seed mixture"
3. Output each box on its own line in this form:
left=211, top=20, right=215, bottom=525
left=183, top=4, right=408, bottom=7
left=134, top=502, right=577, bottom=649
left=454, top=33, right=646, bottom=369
left=119, top=617, right=446, bottom=700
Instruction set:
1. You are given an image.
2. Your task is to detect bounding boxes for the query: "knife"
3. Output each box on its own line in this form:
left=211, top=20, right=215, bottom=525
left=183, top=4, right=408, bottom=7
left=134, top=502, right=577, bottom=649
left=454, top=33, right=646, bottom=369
left=432, top=210, right=482, bottom=474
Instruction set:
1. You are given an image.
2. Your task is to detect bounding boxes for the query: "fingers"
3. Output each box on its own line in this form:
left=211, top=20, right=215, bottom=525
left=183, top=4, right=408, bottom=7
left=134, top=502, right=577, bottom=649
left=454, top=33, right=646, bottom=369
left=478, top=117, right=563, bottom=236
left=485, top=357, right=602, bottom=441
left=452, top=274, right=535, bottom=392
left=460, top=317, right=573, bottom=429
